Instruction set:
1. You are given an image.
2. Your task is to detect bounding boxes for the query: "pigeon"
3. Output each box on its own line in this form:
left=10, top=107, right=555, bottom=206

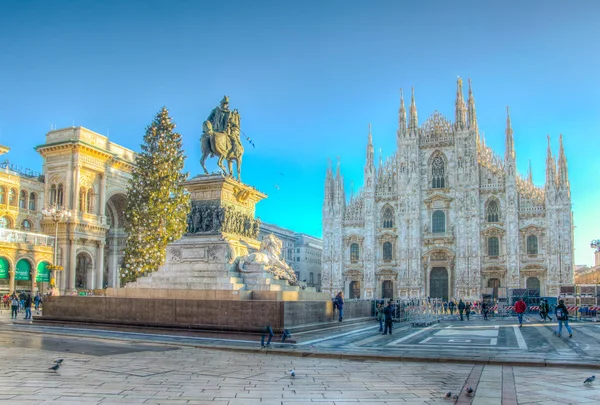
left=466, top=386, right=474, bottom=396
left=444, top=391, right=452, bottom=398
left=289, top=369, right=295, bottom=378
left=584, top=375, right=595, bottom=385
left=48, top=363, right=60, bottom=372
left=54, top=359, right=64, bottom=364
left=452, top=394, right=459, bottom=400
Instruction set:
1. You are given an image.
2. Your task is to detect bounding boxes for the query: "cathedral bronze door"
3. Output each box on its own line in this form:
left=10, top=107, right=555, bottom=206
left=430, top=267, right=448, bottom=302
left=382, top=280, right=393, bottom=299
left=349, top=281, right=361, bottom=298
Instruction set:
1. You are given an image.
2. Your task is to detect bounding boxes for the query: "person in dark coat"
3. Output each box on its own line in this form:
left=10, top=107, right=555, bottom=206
left=481, top=301, right=489, bottom=320
left=24, top=294, right=32, bottom=319
left=334, top=292, right=344, bottom=322
left=465, top=302, right=471, bottom=321
left=554, top=299, right=573, bottom=338
left=382, top=301, right=393, bottom=335
left=458, top=299, right=466, bottom=321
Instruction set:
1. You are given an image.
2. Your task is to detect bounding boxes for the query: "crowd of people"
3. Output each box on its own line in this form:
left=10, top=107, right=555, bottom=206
left=2, top=291, right=43, bottom=319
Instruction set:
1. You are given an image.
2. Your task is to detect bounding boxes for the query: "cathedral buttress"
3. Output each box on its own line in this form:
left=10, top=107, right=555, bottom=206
left=363, top=125, right=376, bottom=298
left=504, top=107, right=520, bottom=288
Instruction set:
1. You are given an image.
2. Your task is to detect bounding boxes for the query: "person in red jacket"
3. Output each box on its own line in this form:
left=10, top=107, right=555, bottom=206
left=515, top=298, right=527, bottom=328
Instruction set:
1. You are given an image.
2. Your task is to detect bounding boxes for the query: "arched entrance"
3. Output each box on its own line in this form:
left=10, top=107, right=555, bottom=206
left=75, top=253, right=93, bottom=290
left=0, top=257, right=9, bottom=293
left=488, top=278, right=500, bottom=300
left=349, top=281, right=361, bottom=299
left=526, top=277, right=540, bottom=296
left=15, top=258, right=32, bottom=292
left=105, top=193, right=128, bottom=288
left=382, top=280, right=393, bottom=299
left=429, top=267, right=448, bottom=301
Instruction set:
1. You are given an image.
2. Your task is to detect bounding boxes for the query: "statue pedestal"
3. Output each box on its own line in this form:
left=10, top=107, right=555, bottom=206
left=120, top=174, right=327, bottom=301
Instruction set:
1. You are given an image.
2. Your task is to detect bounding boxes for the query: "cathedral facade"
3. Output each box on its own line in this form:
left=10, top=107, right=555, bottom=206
left=322, top=79, right=573, bottom=302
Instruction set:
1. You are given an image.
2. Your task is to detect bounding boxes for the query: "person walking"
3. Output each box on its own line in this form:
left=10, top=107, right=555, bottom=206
left=10, top=293, right=19, bottom=319
left=382, top=301, right=393, bottom=335
left=481, top=301, right=489, bottom=320
left=540, top=299, right=552, bottom=322
left=335, top=292, right=344, bottom=322
left=23, top=294, right=32, bottom=320
left=554, top=299, right=573, bottom=338
left=458, top=299, right=465, bottom=321
left=515, top=298, right=527, bottom=328
left=376, top=303, right=384, bottom=332
left=465, top=302, right=471, bottom=321
left=449, top=300, right=455, bottom=315
left=34, top=292, right=42, bottom=312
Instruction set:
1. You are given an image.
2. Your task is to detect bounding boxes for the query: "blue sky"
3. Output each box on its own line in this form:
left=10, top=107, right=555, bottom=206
left=1, top=0, right=599, bottom=265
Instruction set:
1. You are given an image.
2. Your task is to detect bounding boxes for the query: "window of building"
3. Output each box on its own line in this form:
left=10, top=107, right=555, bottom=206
left=309, top=273, right=314, bottom=285
left=432, top=210, right=446, bottom=233
left=350, top=243, right=359, bottom=263
left=87, top=188, right=94, bottom=213
left=8, top=188, right=17, bottom=206
left=50, top=185, right=57, bottom=205
left=487, top=200, right=499, bottom=222
left=28, top=193, right=36, bottom=210
left=383, top=241, right=392, bottom=261
left=318, top=274, right=321, bottom=285
left=0, top=216, right=9, bottom=228
left=382, top=206, right=394, bottom=228
left=57, top=184, right=64, bottom=206
left=527, top=235, right=538, bottom=255
left=488, top=237, right=500, bottom=256
left=431, top=156, right=445, bottom=188
left=21, top=220, right=31, bottom=231
left=79, top=188, right=86, bottom=212
left=19, top=190, right=27, bottom=209
left=0, top=186, right=5, bottom=205
left=296, top=248, right=300, bottom=253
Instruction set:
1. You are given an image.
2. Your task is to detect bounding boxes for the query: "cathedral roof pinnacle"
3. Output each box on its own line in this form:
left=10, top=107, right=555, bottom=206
left=455, top=77, right=466, bottom=130
left=398, top=88, right=407, bottom=133
left=467, top=78, right=478, bottom=133
left=505, top=106, right=515, bottom=161
left=409, top=87, right=418, bottom=133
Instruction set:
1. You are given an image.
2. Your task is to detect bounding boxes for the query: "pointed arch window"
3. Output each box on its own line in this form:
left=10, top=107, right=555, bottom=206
left=28, top=193, right=36, bottom=210
left=383, top=241, right=393, bottom=262
left=487, top=200, right=499, bottom=222
left=87, top=188, right=94, bottom=213
left=50, top=185, right=57, bottom=205
left=19, top=190, right=27, bottom=209
left=8, top=188, right=17, bottom=206
left=350, top=243, right=359, bottom=263
left=527, top=235, right=538, bottom=255
left=0, top=186, right=6, bottom=205
left=431, top=156, right=445, bottom=188
left=488, top=237, right=500, bottom=257
left=21, top=219, right=31, bottom=231
left=382, top=206, right=394, bottom=228
left=57, top=184, right=64, bottom=206
left=432, top=210, right=446, bottom=233
left=79, top=187, right=86, bottom=212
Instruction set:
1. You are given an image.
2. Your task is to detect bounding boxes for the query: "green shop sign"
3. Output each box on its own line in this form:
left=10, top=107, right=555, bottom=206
left=0, top=258, right=8, bottom=279
left=15, top=259, right=31, bottom=281
left=36, top=262, right=50, bottom=283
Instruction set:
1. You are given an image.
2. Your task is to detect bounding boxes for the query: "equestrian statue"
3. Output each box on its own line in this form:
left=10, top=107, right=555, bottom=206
left=200, top=96, right=244, bottom=181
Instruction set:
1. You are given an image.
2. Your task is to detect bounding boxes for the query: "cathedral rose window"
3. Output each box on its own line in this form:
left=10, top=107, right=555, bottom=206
left=382, top=206, right=394, bottom=228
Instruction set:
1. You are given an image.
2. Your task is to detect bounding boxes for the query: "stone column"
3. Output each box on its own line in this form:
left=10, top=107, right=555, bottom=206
left=68, top=238, right=77, bottom=291
left=72, top=164, right=80, bottom=211
left=99, top=174, right=107, bottom=222
left=8, top=269, right=15, bottom=294
left=95, top=241, right=105, bottom=289
left=31, top=267, right=37, bottom=295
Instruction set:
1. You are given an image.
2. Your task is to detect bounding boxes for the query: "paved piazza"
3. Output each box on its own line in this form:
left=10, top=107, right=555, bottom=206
left=1, top=312, right=599, bottom=404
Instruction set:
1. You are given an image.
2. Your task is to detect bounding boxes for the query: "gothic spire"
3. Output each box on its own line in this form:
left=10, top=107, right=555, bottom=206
left=398, top=88, right=406, bottom=135
left=408, top=87, right=418, bottom=134
left=557, top=134, right=570, bottom=189
left=455, top=77, right=466, bottom=131
left=335, top=156, right=341, bottom=179
left=545, top=135, right=556, bottom=189
left=505, top=106, right=515, bottom=162
left=527, top=159, right=533, bottom=183
left=467, top=78, right=478, bottom=133
left=365, top=124, right=375, bottom=174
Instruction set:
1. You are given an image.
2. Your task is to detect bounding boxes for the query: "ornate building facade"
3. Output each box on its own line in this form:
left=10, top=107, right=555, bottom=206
left=0, top=127, right=134, bottom=295
left=322, top=79, right=574, bottom=301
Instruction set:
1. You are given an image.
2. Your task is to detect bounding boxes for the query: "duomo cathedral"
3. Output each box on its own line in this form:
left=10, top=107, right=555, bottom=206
left=322, top=79, right=573, bottom=301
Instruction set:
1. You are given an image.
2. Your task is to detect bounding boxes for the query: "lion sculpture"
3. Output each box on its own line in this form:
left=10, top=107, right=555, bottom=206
left=237, top=234, right=299, bottom=286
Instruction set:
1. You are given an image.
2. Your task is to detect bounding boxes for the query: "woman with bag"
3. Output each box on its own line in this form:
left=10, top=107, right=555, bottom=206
left=376, top=303, right=384, bottom=332
left=554, top=299, right=573, bottom=338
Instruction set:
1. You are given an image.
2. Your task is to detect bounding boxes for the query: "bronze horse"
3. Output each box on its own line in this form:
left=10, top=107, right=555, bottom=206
left=200, top=118, right=244, bottom=182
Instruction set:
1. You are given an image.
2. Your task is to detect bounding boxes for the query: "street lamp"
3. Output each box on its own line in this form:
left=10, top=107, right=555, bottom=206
left=42, top=205, right=71, bottom=293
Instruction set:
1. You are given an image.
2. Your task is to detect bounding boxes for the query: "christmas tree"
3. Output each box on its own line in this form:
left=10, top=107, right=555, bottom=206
left=120, top=107, right=190, bottom=285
